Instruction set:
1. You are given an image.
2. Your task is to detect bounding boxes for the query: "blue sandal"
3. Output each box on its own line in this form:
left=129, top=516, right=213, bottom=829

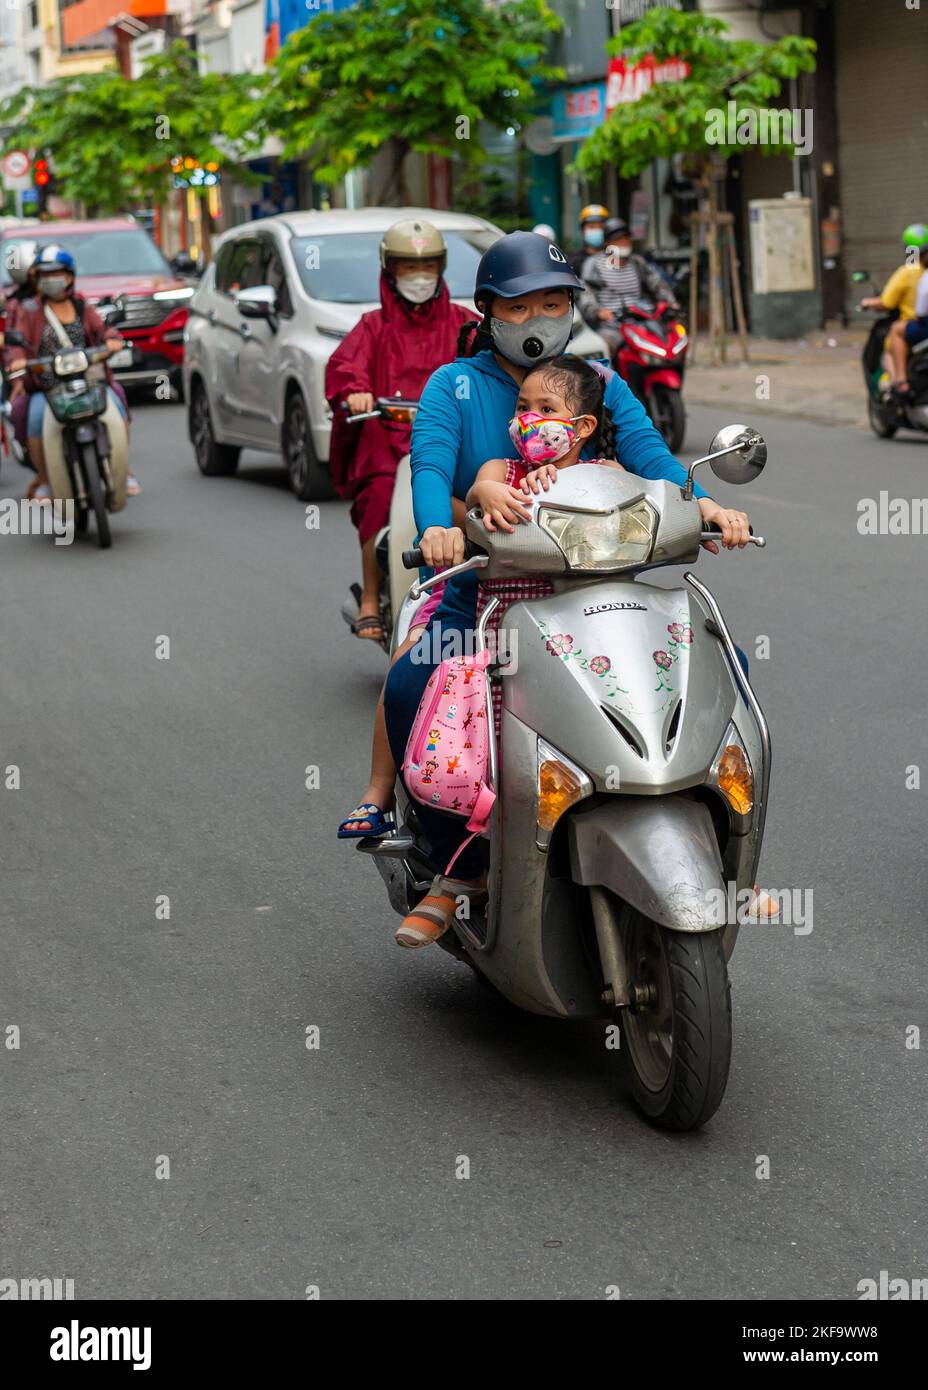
left=337, top=803, right=395, bottom=839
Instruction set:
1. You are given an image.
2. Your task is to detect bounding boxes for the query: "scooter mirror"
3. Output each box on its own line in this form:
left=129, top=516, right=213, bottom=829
left=707, top=424, right=767, bottom=484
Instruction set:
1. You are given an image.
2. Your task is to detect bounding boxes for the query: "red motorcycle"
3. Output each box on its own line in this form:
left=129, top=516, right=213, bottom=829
left=612, top=301, right=689, bottom=454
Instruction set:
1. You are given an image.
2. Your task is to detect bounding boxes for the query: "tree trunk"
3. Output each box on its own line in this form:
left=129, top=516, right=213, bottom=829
left=377, top=138, right=411, bottom=206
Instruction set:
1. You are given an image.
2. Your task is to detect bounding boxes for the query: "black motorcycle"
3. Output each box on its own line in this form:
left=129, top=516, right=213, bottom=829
left=852, top=271, right=928, bottom=440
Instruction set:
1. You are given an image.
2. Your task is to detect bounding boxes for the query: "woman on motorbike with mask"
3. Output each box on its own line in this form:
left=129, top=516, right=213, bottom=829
left=360, top=232, right=752, bottom=943
left=325, top=219, right=474, bottom=642
left=4, top=245, right=138, bottom=503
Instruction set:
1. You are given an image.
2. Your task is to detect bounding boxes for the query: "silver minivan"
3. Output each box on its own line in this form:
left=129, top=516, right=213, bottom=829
left=183, top=207, right=500, bottom=500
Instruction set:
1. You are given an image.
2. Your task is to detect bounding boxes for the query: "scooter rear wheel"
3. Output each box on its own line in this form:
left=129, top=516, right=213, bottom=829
left=620, top=907, right=731, bottom=1131
left=648, top=386, right=686, bottom=454
left=80, top=442, right=111, bottom=550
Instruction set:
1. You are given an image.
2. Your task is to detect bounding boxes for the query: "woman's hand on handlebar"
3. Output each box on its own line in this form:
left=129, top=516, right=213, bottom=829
left=7, top=356, right=27, bottom=397
left=346, top=391, right=375, bottom=415
left=420, top=525, right=466, bottom=568
left=698, top=498, right=751, bottom=552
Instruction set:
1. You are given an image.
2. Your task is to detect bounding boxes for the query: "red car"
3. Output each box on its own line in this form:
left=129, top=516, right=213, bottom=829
left=0, top=217, right=194, bottom=397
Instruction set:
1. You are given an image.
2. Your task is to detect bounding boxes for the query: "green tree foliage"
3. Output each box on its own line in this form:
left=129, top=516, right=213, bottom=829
left=576, top=9, right=817, bottom=181
left=0, top=43, right=259, bottom=215
left=258, top=0, right=563, bottom=202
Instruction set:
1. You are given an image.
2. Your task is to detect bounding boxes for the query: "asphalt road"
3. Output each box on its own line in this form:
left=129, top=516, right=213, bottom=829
left=1, top=396, right=926, bottom=1301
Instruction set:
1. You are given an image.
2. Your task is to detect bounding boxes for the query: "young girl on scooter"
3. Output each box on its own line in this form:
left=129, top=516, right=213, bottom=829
left=336, top=358, right=616, bottom=829
left=463, top=355, right=625, bottom=733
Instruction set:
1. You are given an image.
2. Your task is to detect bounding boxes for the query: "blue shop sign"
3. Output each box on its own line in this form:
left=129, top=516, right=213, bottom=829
left=551, top=84, right=607, bottom=142
left=266, top=0, right=357, bottom=49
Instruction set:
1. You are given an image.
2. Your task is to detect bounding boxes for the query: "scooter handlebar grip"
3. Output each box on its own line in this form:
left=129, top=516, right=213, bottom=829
left=402, top=547, right=423, bottom=570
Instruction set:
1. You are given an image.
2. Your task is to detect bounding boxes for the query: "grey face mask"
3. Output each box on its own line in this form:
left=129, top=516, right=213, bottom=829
left=40, top=274, right=71, bottom=301
left=489, top=311, right=573, bottom=367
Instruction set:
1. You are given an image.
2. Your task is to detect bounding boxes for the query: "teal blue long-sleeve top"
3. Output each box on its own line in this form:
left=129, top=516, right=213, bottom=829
left=410, top=349, right=708, bottom=614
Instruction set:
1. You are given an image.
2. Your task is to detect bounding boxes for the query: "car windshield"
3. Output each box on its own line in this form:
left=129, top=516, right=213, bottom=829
left=2, top=228, right=171, bottom=280
left=289, top=229, right=499, bottom=303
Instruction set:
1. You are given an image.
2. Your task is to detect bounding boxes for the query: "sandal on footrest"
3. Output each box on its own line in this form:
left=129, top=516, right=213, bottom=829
left=337, top=804, right=395, bottom=839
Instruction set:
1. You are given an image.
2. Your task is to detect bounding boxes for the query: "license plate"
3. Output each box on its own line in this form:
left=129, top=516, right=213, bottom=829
left=110, top=348, right=133, bottom=369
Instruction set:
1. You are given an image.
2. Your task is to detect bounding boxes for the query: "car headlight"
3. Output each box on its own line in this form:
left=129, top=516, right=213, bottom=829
left=53, top=348, right=89, bottom=375
left=538, top=497, right=657, bottom=572
left=152, top=286, right=196, bottom=301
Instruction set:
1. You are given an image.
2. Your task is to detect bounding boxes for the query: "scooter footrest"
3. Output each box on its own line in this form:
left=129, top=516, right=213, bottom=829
left=356, top=833, right=416, bottom=856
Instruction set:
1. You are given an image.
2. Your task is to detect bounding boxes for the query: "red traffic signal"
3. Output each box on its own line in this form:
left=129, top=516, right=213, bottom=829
left=34, top=157, right=50, bottom=187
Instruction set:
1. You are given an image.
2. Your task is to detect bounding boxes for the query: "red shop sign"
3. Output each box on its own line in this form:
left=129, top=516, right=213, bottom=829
left=605, top=53, right=690, bottom=114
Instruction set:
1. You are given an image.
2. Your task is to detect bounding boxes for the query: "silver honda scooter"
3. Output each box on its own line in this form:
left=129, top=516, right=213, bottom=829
left=361, top=426, right=769, bottom=1131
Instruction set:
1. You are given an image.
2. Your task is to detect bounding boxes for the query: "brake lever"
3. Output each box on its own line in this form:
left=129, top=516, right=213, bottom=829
left=410, top=554, right=488, bottom=599
left=344, top=410, right=382, bottom=424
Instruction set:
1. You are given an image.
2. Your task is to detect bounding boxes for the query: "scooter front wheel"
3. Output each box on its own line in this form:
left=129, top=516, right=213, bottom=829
left=868, top=395, right=898, bottom=439
left=620, top=907, right=731, bottom=1131
left=80, top=442, right=111, bottom=550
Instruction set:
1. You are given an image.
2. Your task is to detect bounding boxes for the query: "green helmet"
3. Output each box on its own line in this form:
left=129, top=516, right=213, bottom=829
left=902, top=223, right=928, bottom=250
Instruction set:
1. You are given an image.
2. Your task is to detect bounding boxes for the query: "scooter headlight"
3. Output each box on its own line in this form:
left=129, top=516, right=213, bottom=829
left=53, top=348, right=89, bottom=376
left=538, top=497, right=656, bottom=572
left=625, top=328, right=668, bottom=359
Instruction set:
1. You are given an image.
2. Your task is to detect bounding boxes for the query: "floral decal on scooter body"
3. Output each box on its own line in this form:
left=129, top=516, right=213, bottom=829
left=538, top=610, right=693, bottom=710
left=537, top=621, right=630, bottom=702
left=653, top=619, right=694, bottom=695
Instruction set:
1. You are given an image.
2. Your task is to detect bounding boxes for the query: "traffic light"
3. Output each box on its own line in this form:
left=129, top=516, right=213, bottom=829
left=33, top=155, right=54, bottom=213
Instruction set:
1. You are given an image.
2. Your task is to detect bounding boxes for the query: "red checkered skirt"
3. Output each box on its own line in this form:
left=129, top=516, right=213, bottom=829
left=476, top=460, right=555, bottom=737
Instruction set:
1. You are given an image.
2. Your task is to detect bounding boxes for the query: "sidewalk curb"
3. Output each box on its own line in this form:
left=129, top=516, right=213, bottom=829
left=684, top=384, right=867, bottom=431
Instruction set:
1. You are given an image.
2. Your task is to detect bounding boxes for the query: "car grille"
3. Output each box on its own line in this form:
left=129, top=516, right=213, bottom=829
left=98, top=297, right=171, bottom=331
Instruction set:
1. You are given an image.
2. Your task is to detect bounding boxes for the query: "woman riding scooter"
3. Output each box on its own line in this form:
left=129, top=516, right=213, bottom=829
left=860, top=223, right=928, bottom=398
left=4, top=245, right=138, bottom=503
left=325, top=219, right=473, bottom=642
left=578, top=218, right=680, bottom=360
left=371, top=231, right=754, bottom=943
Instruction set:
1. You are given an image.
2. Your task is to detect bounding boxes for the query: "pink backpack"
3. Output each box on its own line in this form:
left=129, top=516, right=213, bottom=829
left=402, top=650, right=496, bottom=874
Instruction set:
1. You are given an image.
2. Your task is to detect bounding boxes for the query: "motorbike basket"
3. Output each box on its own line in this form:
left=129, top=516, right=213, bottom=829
left=46, top=381, right=107, bottom=424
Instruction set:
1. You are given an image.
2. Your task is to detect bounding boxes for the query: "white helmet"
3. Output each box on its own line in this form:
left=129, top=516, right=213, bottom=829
left=531, top=223, right=557, bottom=242
left=379, top=218, right=447, bottom=273
left=5, top=238, right=39, bottom=286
